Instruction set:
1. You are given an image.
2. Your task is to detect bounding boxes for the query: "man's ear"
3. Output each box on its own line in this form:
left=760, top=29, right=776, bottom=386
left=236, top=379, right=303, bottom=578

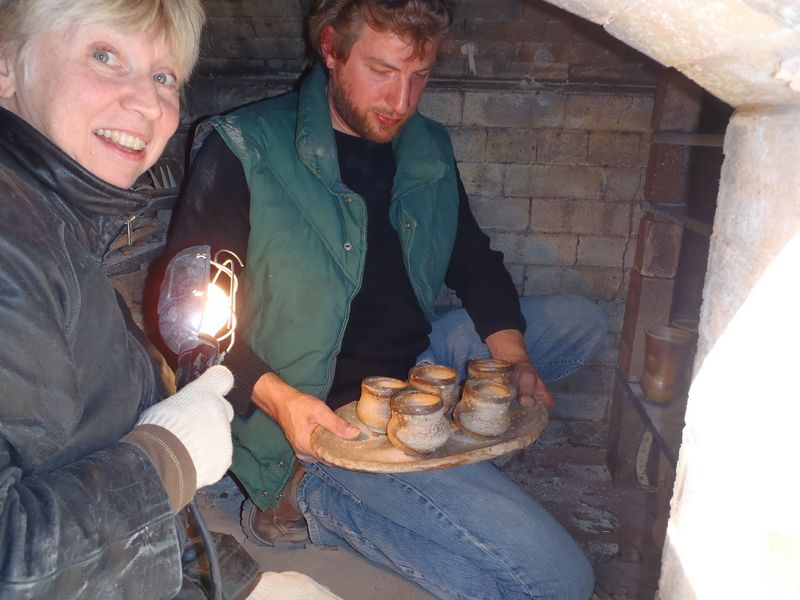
left=0, top=53, right=16, bottom=99
left=319, top=24, right=337, bottom=70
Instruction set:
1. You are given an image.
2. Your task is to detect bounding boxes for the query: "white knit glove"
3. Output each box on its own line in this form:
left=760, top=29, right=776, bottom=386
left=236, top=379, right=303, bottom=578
left=245, top=572, right=343, bottom=600
left=136, top=365, right=235, bottom=489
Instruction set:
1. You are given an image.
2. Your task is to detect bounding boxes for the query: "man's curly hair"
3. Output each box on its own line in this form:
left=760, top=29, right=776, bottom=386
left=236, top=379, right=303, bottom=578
left=307, top=0, right=454, bottom=63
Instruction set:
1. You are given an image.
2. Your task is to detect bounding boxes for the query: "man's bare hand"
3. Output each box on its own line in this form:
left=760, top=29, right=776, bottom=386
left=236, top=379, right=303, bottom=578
left=252, top=373, right=359, bottom=461
left=486, top=328, right=555, bottom=412
left=513, top=361, right=554, bottom=412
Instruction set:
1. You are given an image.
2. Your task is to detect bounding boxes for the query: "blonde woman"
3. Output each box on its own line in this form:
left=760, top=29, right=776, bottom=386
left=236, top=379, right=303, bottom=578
left=0, top=2, right=339, bottom=598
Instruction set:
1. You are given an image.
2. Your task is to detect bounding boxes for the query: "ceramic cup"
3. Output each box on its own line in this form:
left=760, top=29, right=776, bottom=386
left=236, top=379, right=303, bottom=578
left=408, top=364, right=460, bottom=415
left=454, top=379, right=513, bottom=438
left=466, top=358, right=517, bottom=402
left=640, top=326, right=694, bottom=404
left=386, top=390, right=450, bottom=455
left=356, top=376, right=408, bottom=433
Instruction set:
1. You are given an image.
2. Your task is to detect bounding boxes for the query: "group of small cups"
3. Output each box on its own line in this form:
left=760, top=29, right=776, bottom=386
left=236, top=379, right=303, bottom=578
left=356, top=359, right=517, bottom=456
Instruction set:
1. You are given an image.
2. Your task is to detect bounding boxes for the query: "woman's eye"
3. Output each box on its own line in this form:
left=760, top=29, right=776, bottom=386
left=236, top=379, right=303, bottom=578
left=153, top=72, right=177, bottom=87
left=92, top=48, right=117, bottom=65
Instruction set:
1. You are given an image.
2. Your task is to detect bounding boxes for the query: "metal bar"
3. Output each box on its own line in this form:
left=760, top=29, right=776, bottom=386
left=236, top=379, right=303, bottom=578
left=614, top=366, right=681, bottom=469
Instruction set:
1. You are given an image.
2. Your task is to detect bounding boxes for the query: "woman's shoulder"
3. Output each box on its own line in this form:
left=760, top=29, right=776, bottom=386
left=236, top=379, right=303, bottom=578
left=0, top=163, right=60, bottom=247
left=0, top=164, right=75, bottom=302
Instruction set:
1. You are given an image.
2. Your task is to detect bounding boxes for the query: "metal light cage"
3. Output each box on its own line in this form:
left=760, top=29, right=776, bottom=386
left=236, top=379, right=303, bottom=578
left=157, top=245, right=243, bottom=359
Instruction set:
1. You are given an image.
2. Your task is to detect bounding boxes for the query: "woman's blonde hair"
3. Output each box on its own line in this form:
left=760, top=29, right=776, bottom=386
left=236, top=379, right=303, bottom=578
left=0, top=0, right=205, bottom=84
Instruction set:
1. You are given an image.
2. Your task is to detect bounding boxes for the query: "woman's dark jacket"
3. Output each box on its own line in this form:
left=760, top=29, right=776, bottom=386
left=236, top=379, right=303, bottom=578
left=0, top=108, right=184, bottom=598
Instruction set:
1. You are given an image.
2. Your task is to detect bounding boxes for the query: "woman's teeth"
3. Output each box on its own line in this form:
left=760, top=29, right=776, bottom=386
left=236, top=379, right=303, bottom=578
left=95, top=129, right=146, bottom=151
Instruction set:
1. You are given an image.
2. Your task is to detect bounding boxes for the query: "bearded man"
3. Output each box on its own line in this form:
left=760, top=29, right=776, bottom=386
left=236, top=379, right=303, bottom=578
left=163, top=1, right=605, bottom=598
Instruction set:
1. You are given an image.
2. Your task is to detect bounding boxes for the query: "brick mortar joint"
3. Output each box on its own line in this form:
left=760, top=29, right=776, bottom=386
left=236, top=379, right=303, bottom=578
left=187, top=72, right=657, bottom=97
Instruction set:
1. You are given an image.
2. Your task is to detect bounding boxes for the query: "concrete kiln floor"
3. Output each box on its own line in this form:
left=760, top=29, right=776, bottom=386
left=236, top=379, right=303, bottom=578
left=198, top=439, right=664, bottom=599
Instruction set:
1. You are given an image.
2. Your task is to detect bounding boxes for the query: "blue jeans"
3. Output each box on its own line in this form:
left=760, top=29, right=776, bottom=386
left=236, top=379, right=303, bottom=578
left=298, top=294, right=606, bottom=599
left=417, top=294, right=608, bottom=384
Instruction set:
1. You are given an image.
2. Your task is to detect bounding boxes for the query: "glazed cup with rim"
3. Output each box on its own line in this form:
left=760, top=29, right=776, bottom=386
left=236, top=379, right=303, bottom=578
left=466, top=357, right=517, bottom=403
left=356, top=376, right=408, bottom=434
left=386, top=389, right=450, bottom=455
left=454, top=378, right=513, bottom=439
left=640, top=326, right=694, bottom=404
left=408, top=363, right=460, bottom=415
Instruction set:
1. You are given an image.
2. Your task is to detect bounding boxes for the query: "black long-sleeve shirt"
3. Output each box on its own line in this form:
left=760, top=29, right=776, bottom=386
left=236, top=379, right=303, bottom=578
left=162, top=129, right=524, bottom=413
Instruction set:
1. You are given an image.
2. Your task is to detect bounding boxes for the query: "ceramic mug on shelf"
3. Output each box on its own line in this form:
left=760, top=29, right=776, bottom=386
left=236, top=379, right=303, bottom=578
left=640, top=326, right=694, bottom=404
left=454, top=378, right=513, bottom=439
left=386, top=390, right=450, bottom=455
left=356, top=376, right=408, bottom=433
left=408, top=364, right=460, bottom=415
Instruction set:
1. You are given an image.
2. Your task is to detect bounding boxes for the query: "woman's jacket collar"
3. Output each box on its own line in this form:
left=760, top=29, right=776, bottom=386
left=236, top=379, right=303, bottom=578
left=0, top=107, right=152, bottom=257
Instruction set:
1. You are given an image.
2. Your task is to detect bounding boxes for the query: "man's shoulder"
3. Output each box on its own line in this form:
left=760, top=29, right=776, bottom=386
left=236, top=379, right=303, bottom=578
left=207, top=91, right=300, bottom=156
left=413, top=111, right=449, bottom=135
left=402, top=112, right=454, bottom=156
left=218, top=90, right=299, bottom=127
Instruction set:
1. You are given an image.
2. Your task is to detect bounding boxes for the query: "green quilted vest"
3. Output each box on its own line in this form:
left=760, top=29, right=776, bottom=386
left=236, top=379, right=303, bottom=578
left=210, top=65, right=459, bottom=507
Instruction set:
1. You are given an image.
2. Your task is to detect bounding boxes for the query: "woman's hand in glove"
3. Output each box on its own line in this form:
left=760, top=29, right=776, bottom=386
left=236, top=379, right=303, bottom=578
left=136, top=365, right=235, bottom=489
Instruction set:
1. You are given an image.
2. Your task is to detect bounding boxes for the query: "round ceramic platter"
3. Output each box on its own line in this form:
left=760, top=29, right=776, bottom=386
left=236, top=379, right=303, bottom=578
left=310, top=400, right=548, bottom=473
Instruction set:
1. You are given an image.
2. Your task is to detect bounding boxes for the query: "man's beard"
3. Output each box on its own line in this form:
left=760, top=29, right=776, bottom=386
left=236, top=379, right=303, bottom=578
left=328, top=73, right=410, bottom=143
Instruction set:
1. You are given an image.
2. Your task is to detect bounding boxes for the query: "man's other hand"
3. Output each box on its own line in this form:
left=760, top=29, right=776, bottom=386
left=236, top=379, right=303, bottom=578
left=513, top=361, right=554, bottom=411
left=486, top=328, right=555, bottom=412
left=252, top=373, right=360, bottom=461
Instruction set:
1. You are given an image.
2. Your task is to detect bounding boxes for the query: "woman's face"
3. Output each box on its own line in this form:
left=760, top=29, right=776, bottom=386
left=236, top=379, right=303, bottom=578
left=1, top=21, right=181, bottom=189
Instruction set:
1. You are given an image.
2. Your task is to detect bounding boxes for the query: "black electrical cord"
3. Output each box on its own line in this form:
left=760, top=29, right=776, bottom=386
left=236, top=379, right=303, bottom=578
left=177, top=341, right=225, bottom=600
left=188, top=498, right=224, bottom=600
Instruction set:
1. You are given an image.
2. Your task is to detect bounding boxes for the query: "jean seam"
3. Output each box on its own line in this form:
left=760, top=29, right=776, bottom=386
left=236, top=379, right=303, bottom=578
left=544, top=358, right=585, bottom=382
left=295, top=471, right=322, bottom=544
left=383, top=472, right=535, bottom=599
left=548, top=358, right=582, bottom=366
left=305, top=463, right=365, bottom=505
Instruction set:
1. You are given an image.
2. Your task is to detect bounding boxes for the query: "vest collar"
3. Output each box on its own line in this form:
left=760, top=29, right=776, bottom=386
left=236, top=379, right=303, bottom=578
left=295, top=64, right=449, bottom=197
left=392, top=112, right=449, bottom=199
left=295, top=65, right=344, bottom=192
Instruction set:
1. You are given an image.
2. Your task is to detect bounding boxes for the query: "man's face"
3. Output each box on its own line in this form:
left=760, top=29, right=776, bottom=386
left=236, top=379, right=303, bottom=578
left=323, top=25, right=438, bottom=143
left=0, top=22, right=181, bottom=189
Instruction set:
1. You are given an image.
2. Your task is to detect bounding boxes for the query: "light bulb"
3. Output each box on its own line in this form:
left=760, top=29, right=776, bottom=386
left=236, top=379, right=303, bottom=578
left=198, top=283, right=231, bottom=337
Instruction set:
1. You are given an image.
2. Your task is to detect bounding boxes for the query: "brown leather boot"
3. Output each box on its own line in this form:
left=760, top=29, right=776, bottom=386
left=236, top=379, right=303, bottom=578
left=240, top=462, right=309, bottom=547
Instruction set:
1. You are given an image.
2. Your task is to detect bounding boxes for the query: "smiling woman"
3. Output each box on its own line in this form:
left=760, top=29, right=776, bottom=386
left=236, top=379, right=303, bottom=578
left=0, top=0, right=202, bottom=188
left=0, top=1, right=340, bottom=599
